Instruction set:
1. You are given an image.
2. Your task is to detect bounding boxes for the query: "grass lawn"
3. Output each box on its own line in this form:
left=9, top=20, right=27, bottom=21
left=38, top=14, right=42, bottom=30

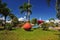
left=0, top=28, right=60, bottom=40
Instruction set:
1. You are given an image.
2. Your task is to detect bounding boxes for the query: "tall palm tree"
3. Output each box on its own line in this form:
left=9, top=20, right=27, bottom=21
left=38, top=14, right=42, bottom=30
left=0, top=0, right=11, bottom=29
left=19, top=0, right=32, bottom=21
left=0, top=0, right=18, bottom=29
left=46, top=0, right=60, bottom=19
left=1, top=8, right=11, bottom=29
left=27, top=0, right=31, bottom=21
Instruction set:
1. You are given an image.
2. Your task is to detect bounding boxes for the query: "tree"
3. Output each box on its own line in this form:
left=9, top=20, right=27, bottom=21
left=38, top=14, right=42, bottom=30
left=9, top=13, right=16, bottom=19
left=49, top=22, right=55, bottom=27
left=49, top=18, right=55, bottom=22
left=46, top=0, right=60, bottom=19
left=2, top=8, right=11, bottom=29
left=56, top=11, right=60, bottom=19
left=49, top=18, right=55, bottom=27
left=41, top=22, right=49, bottom=30
left=0, top=0, right=16, bottom=29
left=0, top=0, right=11, bottom=29
left=31, top=18, right=37, bottom=24
left=19, top=2, right=32, bottom=21
left=0, top=0, right=7, bottom=13
left=9, top=13, right=18, bottom=27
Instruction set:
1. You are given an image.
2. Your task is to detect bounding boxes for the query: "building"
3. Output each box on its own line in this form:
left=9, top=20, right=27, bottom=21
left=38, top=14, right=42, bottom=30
left=0, top=17, right=5, bottom=26
left=45, top=19, right=60, bottom=23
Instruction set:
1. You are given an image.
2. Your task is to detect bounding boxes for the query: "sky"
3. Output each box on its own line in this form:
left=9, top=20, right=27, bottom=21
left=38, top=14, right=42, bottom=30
left=2, top=0, right=57, bottom=20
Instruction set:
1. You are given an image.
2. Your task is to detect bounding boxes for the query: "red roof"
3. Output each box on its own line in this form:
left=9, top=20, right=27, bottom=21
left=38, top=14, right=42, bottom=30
left=37, top=20, right=44, bottom=24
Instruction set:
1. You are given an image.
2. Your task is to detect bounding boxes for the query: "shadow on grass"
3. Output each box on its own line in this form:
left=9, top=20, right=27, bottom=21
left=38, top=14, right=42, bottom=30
left=8, top=28, right=16, bottom=31
left=0, top=29, right=16, bottom=35
left=24, top=29, right=34, bottom=32
left=0, top=28, right=4, bottom=31
left=55, top=32, right=60, bottom=40
left=0, top=27, right=16, bottom=31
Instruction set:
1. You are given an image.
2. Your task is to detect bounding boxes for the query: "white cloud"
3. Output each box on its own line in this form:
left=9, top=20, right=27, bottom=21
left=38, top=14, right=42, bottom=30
left=18, top=17, right=26, bottom=21
left=45, top=20, right=49, bottom=23
left=0, top=17, right=5, bottom=20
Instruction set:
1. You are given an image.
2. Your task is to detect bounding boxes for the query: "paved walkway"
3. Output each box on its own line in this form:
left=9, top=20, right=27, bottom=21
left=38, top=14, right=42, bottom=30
left=49, top=27, right=60, bottom=30
left=54, top=27, right=60, bottom=30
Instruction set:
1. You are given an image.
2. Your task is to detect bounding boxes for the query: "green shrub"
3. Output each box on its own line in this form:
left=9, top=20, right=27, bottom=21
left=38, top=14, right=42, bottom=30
left=6, top=23, right=12, bottom=30
left=49, top=22, right=55, bottom=27
left=30, top=18, right=37, bottom=24
left=11, top=17, right=19, bottom=27
left=55, top=23, right=59, bottom=27
left=41, top=23, right=49, bottom=31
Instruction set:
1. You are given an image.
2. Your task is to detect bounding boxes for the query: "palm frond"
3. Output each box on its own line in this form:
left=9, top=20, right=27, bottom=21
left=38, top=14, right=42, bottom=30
left=20, top=10, right=25, bottom=13
left=8, top=13, right=15, bottom=19
left=56, top=11, right=60, bottom=19
left=2, top=3, right=7, bottom=8
left=0, top=3, right=7, bottom=8
left=19, top=6, right=23, bottom=9
left=27, top=9, right=32, bottom=14
left=46, top=0, right=51, bottom=7
left=24, top=2, right=27, bottom=7
left=0, top=0, right=2, bottom=4
left=28, top=4, right=32, bottom=8
left=1, top=8, right=10, bottom=17
left=56, top=0, right=60, bottom=12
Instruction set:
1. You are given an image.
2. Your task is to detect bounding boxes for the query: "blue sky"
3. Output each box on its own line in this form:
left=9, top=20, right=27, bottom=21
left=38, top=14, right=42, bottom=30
left=2, top=0, right=57, bottom=20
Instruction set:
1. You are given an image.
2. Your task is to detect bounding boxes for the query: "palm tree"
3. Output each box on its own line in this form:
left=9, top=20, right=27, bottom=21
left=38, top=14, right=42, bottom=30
left=56, top=12, right=60, bottom=19
left=0, top=0, right=18, bottom=29
left=0, top=0, right=7, bottom=12
left=19, top=0, right=32, bottom=21
left=9, top=13, right=18, bottom=27
left=8, top=13, right=15, bottom=19
left=0, top=0, right=11, bottom=29
left=1, top=8, right=11, bottom=29
left=46, top=0, right=60, bottom=19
